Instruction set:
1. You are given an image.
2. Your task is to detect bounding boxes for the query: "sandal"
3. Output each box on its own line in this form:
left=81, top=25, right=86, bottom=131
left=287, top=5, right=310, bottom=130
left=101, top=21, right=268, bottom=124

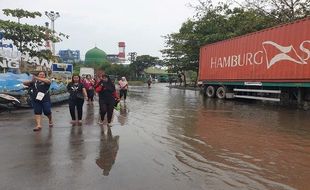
left=33, top=127, right=42, bottom=132
left=49, top=123, right=53, bottom=128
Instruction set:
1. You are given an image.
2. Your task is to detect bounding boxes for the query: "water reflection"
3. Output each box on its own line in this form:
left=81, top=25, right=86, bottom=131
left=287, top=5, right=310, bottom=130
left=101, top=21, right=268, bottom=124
left=1, top=84, right=309, bottom=190
left=84, top=104, right=95, bottom=126
left=96, top=127, right=119, bottom=176
left=117, top=103, right=128, bottom=126
left=162, top=88, right=310, bottom=190
left=69, top=126, right=85, bottom=173
left=31, top=129, right=53, bottom=182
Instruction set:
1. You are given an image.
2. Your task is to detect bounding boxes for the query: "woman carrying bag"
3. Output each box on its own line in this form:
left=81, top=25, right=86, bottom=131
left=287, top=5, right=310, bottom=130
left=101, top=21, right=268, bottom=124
left=67, top=74, right=88, bottom=125
left=95, top=74, right=119, bottom=127
left=23, top=71, right=53, bottom=131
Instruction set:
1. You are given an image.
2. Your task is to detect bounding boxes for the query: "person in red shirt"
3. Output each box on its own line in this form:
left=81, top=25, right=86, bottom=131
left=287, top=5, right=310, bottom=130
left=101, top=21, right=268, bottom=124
left=83, top=74, right=95, bottom=104
left=95, top=74, right=120, bottom=126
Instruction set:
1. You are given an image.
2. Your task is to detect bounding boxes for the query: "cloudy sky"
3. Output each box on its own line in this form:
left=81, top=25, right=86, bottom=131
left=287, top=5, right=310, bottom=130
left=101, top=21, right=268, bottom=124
left=0, top=0, right=199, bottom=60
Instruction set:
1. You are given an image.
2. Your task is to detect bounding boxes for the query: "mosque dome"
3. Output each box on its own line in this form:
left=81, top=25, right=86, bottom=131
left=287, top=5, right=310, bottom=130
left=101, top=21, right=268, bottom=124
left=85, top=47, right=107, bottom=64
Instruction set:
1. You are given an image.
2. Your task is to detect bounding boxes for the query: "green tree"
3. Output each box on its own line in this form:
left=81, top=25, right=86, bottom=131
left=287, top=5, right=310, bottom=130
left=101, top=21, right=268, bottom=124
left=2, top=8, right=42, bottom=23
left=161, top=1, right=276, bottom=86
left=105, top=64, right=131, bottom=80
left=129, top=55, right=161, bottom=79
left=0, top=8, right=68, bottom=58
left=243, top=0, right=309, bottom=23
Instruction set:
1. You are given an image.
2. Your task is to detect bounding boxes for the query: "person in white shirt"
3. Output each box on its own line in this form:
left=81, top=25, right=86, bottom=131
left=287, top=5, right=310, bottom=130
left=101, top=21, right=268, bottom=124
left=118, top=77, right=128, bottom=101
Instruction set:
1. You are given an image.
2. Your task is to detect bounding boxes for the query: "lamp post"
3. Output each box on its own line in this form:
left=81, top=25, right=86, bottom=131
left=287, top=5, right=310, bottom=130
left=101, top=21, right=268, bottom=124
left=45, top=11, right=60, bottom=55
left=128, top=52, right=137, bottom=63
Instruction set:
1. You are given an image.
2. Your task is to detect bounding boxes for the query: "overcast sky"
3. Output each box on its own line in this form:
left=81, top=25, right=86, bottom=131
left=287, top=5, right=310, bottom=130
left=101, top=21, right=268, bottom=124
left=0, top=0, right=200, bottom=60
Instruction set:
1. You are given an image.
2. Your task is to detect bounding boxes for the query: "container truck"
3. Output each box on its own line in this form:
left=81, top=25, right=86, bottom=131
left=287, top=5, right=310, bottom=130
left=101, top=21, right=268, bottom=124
left=198, top=17, right=310, bottom=108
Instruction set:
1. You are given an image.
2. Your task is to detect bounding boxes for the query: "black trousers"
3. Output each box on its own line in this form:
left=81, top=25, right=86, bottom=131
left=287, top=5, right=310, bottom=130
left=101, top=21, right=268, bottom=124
left=87, top=89, right=94, bottom=101
left=99, top=99, right=114, bottom=123
left=69, top=98, right=84, bottom=120
left=119, top=89, right=127, bottom=100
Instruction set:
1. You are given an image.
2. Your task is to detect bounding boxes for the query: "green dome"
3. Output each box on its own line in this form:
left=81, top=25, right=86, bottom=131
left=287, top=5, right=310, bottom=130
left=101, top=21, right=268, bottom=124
left=85, top=47, right=107, bottom=64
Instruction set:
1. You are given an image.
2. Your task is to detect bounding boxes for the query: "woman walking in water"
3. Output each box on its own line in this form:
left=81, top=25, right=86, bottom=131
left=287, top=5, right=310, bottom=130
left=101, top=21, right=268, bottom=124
left=147, top=75, right=152, bottom=88
left=23, top=71, right=53, bottom=131
left=118, top=76, right=128, bottom=102
left=95, top=74, right=119, bottom=127
left=83, top=74, right=95, bottom=104
left=67, top=74, right=87, bottom=125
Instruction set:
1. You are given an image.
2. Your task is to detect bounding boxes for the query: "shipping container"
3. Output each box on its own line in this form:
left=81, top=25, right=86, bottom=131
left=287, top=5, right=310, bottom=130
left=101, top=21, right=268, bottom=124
left=198, top=17, right=310, bottom=108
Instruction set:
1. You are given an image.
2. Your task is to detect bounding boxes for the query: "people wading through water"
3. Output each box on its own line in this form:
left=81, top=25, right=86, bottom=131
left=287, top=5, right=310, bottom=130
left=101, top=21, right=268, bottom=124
left=95, top=74, right=119, bottom=127
left=118, top=76, right=128, bottom=102
left=147, top=75, right=152, bottom=88
left=67, top=74, right=88, bottom=125
left=23, top=71, right=53, bottom=131
left=83, top=74, right=95, bottom=104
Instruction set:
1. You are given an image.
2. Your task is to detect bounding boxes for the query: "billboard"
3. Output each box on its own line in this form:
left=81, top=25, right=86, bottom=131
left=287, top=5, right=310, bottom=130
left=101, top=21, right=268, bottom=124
left=52, top=63, right=73, bottom=74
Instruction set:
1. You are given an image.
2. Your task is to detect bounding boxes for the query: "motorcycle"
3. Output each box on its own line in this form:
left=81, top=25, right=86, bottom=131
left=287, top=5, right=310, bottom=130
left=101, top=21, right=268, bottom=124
left=0, top=93, right=21, bottom=112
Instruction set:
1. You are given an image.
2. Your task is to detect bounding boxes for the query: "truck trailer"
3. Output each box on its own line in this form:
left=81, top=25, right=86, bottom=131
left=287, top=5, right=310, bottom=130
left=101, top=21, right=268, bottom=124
left=198, top=17, right=310, bottom=108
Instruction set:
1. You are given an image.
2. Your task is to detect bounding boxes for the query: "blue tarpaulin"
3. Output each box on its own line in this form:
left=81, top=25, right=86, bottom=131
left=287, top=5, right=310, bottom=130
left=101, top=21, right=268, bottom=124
left=0, top=72, right=66, bottom=94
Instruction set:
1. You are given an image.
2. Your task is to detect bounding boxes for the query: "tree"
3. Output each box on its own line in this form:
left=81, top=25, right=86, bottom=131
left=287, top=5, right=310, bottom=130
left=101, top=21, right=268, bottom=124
left=2, top=8, right=42, bottom=23
left=161, top=1, right=278, bottom=86
left=129, top=55, right=161, bottom=79
left=0, top=9, right=68, bottom=58
left=105, top=64, right=131, bottom=80
left=242, top=0, right=309, bottom=23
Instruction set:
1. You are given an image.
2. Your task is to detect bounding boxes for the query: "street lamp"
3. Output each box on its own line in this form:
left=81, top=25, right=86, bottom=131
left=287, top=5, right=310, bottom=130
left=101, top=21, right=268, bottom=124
left=45, top=11, right=60, bottom=55
left=128, top=52, right=137, bottom=63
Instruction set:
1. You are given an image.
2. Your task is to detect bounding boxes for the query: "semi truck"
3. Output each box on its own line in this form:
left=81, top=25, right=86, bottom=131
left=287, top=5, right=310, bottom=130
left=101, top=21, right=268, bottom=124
left=198, top=17, right=310, bottom=108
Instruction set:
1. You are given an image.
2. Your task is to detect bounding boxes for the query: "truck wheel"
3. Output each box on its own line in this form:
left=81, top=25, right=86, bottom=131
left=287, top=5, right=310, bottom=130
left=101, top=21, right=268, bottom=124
left=206, top=86, right=215, bottom=98
left=216, top=86, right=226, bottom=99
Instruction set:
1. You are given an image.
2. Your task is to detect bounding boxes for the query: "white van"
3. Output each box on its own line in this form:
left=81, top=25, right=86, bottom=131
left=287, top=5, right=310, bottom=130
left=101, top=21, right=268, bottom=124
left=80, top=67, right=94, bottom=78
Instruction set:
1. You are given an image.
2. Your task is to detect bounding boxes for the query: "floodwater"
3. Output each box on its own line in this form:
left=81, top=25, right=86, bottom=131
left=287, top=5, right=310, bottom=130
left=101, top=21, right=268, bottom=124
left=0, top=83, right=309, bottom=190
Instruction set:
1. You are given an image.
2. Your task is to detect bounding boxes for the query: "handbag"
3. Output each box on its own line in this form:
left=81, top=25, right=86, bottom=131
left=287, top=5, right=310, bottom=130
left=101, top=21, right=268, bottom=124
left=95, top=85, right=102, bottom=93
left=76, top=93, right=84, bottom=99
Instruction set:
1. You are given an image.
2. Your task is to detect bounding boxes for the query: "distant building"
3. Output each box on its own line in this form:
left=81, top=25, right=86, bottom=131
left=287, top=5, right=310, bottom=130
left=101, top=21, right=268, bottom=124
left=118, top=42, right=126, bottom=62
left=84, top=47, right=107, bottom=65
left=58, top=49, right=80, bottom=63
left=107, top=54, right=119, bottom=63
left=84, top=42, right=126, bottom=64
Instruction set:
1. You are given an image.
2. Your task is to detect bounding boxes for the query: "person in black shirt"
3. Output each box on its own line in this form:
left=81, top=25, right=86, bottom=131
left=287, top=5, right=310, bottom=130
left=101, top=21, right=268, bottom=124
left=95, top=74, right=119, bottom=126
left=23, top=71, right=53, bottom=131
left=67, top=74, right=87, bottom=125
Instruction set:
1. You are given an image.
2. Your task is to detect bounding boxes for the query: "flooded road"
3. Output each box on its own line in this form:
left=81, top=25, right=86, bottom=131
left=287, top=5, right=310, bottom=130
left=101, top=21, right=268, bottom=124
left=0, top=83, right=309, bottom=190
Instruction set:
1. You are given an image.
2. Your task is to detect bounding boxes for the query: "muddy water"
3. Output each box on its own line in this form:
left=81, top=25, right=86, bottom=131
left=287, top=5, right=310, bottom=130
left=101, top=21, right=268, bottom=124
left=127, top=84, right=310, bottom=190
left=0, top=83, right=309, bottom=190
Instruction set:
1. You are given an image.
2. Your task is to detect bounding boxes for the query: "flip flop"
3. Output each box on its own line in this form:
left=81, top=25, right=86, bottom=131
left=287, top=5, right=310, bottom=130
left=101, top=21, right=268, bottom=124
left=49, top=123, right=53, bottom=128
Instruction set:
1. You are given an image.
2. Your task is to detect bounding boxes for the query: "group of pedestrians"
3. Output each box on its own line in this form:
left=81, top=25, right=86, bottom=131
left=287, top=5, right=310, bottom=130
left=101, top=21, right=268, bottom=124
left=24, top=71, right=128, bottom=132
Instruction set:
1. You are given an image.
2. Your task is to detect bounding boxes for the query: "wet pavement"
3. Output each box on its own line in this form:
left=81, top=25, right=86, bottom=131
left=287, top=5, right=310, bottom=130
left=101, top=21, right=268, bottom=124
left=0, top=83, right=309, bottom=190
